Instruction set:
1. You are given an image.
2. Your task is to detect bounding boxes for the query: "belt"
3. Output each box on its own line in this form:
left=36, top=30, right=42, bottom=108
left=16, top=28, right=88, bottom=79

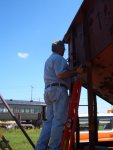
left=46, top=83, right=68, bottom=89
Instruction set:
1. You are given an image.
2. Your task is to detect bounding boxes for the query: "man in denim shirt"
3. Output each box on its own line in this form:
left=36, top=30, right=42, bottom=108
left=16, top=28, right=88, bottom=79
left=35, top=40, right=83, bottom=150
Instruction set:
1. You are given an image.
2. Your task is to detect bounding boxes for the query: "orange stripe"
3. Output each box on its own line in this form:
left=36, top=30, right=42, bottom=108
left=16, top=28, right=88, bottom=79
left=77, top=131, right=113, bottom=142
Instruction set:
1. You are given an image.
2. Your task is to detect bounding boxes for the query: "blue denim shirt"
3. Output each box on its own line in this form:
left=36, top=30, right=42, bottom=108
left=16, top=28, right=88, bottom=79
left=44, top=52, right=71, bottom=89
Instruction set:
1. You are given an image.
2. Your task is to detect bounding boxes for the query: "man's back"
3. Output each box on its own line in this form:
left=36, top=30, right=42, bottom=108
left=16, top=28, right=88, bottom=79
left=44, top=52, right=70, bottom=89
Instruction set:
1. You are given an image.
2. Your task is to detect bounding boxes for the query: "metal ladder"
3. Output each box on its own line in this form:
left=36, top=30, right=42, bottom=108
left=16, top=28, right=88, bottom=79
left=60, top=80, right=82, bottom=150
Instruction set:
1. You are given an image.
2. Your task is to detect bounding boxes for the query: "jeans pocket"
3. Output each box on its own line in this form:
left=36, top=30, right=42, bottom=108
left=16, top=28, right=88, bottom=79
left=44, top=87, right=59, bottom=104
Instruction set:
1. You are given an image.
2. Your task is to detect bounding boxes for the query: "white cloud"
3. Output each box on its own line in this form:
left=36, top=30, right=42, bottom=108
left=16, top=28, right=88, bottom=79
left=17, top=52, right=29, bottom=59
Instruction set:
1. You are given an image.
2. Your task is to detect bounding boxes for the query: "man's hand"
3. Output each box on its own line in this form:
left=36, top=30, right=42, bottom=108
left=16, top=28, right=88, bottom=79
left=74, top=65, right=85, bottom=74
left=76, top=67, right=84, bottom=74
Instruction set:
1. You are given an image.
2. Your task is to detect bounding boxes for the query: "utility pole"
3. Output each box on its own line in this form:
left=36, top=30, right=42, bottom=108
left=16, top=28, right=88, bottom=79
left=30, top=86, right=34, bottom=101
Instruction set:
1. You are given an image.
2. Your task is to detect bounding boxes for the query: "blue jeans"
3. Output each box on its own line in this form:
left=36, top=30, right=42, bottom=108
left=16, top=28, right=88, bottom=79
left=35, top=86, right=69, bottom=150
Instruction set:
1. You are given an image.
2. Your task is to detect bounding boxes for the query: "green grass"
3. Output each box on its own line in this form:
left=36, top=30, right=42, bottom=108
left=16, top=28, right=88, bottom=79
left=98, top=125, right=105, bottom=130
left=0, top=128, right=41, bottom=150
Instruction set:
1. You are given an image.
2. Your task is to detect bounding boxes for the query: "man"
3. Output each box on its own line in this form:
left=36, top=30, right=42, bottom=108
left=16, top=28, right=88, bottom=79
left=35, top=40, right=83, bottom=150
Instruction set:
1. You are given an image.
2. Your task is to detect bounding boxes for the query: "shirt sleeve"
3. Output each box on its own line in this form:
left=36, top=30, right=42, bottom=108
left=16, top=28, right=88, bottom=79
left=53, top=55, right=69, bottom=75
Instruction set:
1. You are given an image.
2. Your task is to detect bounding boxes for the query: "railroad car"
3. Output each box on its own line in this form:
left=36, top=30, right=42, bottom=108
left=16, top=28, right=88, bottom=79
left=0, top=99, right=46, bottom=126
left=77, top=113, right=113, bottom=144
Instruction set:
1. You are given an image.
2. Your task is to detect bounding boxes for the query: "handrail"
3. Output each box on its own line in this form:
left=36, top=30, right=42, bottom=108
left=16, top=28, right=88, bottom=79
left=0, top=95, right=35, bottom=149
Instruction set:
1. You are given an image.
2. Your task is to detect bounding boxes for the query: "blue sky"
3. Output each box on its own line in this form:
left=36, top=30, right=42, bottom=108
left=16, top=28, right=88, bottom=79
left=0, top=0, right=112, bottom=113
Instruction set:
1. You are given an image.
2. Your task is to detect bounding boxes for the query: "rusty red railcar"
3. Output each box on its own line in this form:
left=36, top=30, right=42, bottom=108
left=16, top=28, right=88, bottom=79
left=63, top=0, right=113, bottom=149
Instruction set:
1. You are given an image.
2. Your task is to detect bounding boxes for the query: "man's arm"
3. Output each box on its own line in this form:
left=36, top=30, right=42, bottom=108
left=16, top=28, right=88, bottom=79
left=57, top=67, right=84, bottom=79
